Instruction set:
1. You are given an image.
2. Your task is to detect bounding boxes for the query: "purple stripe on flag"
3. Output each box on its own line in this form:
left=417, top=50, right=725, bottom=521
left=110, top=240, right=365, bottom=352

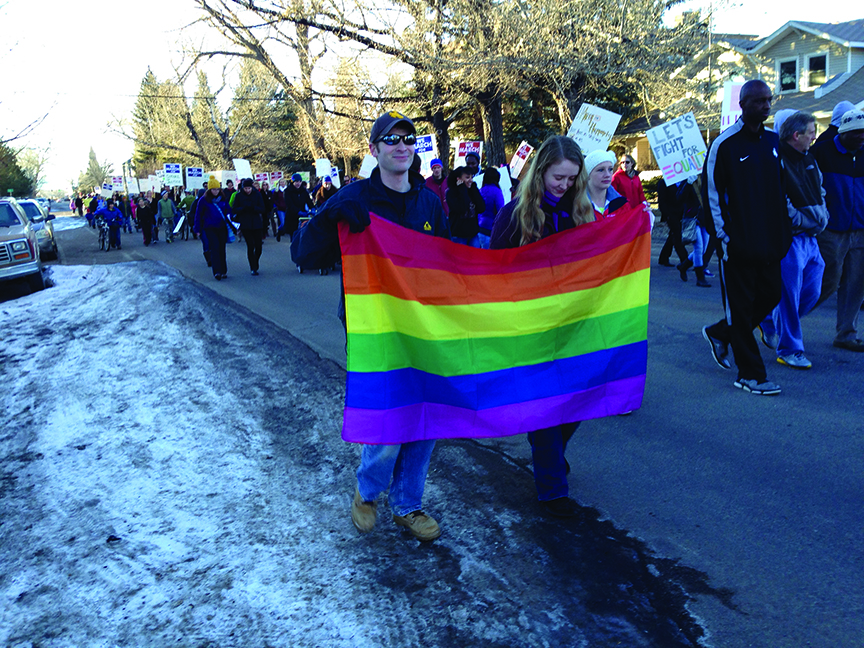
left=341, top=375, right=646, bottom=444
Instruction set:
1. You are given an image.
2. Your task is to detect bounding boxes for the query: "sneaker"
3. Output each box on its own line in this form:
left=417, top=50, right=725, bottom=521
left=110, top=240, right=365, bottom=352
left=703, top=268, right=714, bottom=277
left=351, top=488, right=377, bottom=533
left=733, top=378, right=781, bottom=395
left=540, top=497, right=578, bottom=518
left=777, top=353, right=812, bottom=369
left=833, top=339, right=864, bottom=352
left=757, top=324, right=779, bottom=350
left=702, top=326, right=731, bottom=370
left=393, top=511, right=441, bottom=541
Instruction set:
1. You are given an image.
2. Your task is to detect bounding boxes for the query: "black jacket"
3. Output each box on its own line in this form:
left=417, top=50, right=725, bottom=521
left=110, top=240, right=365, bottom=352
left=291, top=167, right=450, bottom=270
left=232, top=189, right=265, bottom=230
left=446, top=184, right=485, bottom=239
left=702, top=119, right=791, bottom=262
left=779, top=141, right=828, bottom=237
left=284, top=184, right=314, bottom=216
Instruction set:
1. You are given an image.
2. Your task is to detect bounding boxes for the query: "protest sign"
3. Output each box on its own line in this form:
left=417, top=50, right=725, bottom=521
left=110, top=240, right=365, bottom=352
left=498, top=165, right=513, bottom=199
left=645, top=112, right=708, bottom=185
left=270, top=171, right=284, bottom=185
left=254, top=172, right=270, bottom=185
left=125, top=177, right=140, bottom=194
left=233, top=159, right=253, bottom=181
left=139, top=179, right=151, bottom=193
left=110, top=176, right=123, bottom=192
left=314, top=159, right=332, bottom=183
left=454, top=141, right=483, bottom=168
left=414, top=134, right=437, bottom=176
left=149, top=174, right=160, bottom=192
left=164, top=163, right=183, bottom=187
left=100, top=183, right=112, bottom=198
left=721, top=81, right=744, bottom=132
left=567, top=104, right=621, bottom=154
left=186, top=167, right=203, bottom=188
left=357, top=155, right=378, bottom=178
left=508, top=141, right=534, bottom=179
left=330, top=167, right=341, bottom=188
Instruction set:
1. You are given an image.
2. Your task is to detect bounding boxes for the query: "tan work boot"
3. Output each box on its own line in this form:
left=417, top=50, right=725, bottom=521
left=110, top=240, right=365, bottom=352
left=393, top=511, right=441, bottom=541
left=351, top=488, right=377, bottom=532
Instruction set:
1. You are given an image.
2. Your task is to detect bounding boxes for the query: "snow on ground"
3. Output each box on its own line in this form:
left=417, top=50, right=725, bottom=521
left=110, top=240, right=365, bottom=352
left=49, top=216, right=89, bottom=232
left=0, top=262, right=704, bottom=647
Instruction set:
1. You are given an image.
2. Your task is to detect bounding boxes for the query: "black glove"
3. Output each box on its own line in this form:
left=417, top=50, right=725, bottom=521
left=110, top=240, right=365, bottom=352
left=329, top=201, right=370, bottom=233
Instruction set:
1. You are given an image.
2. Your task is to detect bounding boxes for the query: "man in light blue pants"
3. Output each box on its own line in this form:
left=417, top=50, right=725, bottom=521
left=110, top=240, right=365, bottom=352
left=758, top=111, right=828, bottom=369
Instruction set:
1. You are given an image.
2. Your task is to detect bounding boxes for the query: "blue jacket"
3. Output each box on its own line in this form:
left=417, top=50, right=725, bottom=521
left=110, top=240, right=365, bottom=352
left=779, top=141, right=828, bottom=237
left=95, top=206, right=123, bottom=227
left=291, top=167, right=450, bottom=270
left=193, top=195, right=232, bottom=232
left=810, top=135, right=864, bottom=232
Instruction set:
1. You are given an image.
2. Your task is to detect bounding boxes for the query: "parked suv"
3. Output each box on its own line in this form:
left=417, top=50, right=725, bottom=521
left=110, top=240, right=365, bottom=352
left=0, top=197, right=44, bottom=292
left=18, top=199, right=58, bottom=260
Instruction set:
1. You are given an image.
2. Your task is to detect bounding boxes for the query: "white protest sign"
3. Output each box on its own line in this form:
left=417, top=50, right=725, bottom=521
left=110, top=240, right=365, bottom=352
left=149, top=174, right=160, bottom=192
left=414, top=134, right=437, bottom=176
left=100, top=183, right=113, bottom=198
left=567, top=104, right=622, bottom=154
left=125, top=177, right=140, bottom=194
left=185, top=167, right=203, bottom=188
left=508, top=141, right=534, bottom=179
left=110, top=176, right=123, bottom=192
left=233, top=159, right=253, bottom=181
left=646, top=112, right=708, bottom=185
left=498, top=165, right=513, bottom=199
left=455, top=141, right=483, bottom=168
left=314, top=158, right=332, bottom=182
left=330, top=167, right=341, bottom=188
left=163, top=163, right=183, bottom=187
left=270, top=171, right=284, bottom=184
left=139, top=178, right=151, bottom=193
left=357, top=155, right=378, bottom=178
left=721, top=81, right=744, bottom=132
left=254, top=172, right=269, bottom=185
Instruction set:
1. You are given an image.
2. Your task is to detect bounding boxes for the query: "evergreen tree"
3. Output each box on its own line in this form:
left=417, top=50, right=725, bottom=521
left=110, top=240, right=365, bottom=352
left=77, top=148, right=113, bottom=193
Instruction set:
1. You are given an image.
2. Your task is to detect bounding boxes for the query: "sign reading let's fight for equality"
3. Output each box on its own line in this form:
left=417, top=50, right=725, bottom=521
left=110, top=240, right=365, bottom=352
left=646, top=112, right=708, bottom=185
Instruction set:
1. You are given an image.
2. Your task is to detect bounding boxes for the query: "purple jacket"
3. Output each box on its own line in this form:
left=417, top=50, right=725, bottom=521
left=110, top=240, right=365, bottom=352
left=479, top=184, right=505, bottom=233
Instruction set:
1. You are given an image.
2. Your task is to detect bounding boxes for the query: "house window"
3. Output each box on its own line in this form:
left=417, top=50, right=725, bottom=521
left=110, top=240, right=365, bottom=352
left=779, top=59, right=798, bottom=92
left=808, top=54, right=827, bottom=87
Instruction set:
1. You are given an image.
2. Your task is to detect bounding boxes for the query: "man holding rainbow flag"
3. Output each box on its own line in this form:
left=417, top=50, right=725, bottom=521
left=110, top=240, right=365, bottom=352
left=293, top=111, right=650, bottom=542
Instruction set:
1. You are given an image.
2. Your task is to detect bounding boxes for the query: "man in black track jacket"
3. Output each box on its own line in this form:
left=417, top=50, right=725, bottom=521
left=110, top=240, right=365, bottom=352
left=700, top=80, right=792, bottom=395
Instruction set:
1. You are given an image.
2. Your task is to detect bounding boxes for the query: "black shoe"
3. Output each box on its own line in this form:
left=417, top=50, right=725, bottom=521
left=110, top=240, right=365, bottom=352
left=251, top=270, right=259, bottom=276
left=696, top=278, right=711, bottom=287
left=677, top=259, right=693, bottom=281
left=215, top=274, right=222, bottom=281
left=702, top=325, right=731, bottom=369
left=276, top=234, right=281, bottom=242
left=540, top=497, right=578, bottom=518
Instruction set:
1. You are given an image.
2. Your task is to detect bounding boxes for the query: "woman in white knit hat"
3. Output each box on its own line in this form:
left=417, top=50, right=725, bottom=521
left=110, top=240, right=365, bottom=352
left=583, top=149, right=629, bottom=220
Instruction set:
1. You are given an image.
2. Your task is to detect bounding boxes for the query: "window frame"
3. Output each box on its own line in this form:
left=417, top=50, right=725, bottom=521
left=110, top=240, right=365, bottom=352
left=806, top=51, right=829, bottom=89
left=777, top=56, right=799, bottom=94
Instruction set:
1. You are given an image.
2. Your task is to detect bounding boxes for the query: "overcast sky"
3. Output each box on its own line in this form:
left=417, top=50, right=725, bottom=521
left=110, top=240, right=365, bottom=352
left=1, top=0, right=861, bottom=190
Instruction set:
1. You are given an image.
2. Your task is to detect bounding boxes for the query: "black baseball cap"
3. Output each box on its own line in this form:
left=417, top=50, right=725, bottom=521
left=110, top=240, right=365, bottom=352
left=370, top=110, right=416, bottom=143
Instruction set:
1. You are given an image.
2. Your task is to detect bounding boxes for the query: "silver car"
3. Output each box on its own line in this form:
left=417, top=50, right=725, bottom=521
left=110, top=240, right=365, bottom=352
left=0, top=197, right=44, bottom=292
left=17, top=199, right=58, bottom=260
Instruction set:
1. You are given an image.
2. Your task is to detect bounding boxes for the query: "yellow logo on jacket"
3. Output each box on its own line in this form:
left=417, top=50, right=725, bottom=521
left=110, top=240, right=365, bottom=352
left=424, top=221, right=432, bottom=231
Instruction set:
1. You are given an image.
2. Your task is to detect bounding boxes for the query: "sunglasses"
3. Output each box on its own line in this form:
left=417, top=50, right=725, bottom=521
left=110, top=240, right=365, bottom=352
left=376, top=133, right=417, bottom=146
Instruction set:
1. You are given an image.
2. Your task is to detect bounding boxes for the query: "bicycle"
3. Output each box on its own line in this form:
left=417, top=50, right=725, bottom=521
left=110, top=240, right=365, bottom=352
left=97, top=217, right=110, bottom=252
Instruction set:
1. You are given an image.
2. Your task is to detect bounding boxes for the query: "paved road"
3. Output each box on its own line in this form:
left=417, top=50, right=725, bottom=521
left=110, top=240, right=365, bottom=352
left=44, top=213, right=864, bottom=647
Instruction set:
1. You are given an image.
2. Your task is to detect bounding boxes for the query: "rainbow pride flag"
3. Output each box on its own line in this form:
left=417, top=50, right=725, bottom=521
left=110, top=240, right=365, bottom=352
left=339, top=208, right=651, bottom=444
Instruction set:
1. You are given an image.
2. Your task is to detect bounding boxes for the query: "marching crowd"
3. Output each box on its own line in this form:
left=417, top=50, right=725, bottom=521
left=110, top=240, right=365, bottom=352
left=66, top=90, right=862, bottom=542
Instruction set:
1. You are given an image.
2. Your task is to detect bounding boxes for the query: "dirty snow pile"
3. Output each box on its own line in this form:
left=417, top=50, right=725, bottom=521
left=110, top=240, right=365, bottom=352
left=0, top=262, right=700, bottom=648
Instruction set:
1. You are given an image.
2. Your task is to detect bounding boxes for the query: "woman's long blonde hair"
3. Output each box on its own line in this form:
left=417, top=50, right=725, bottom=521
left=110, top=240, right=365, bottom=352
left=512, top=135, right=593, bottom=245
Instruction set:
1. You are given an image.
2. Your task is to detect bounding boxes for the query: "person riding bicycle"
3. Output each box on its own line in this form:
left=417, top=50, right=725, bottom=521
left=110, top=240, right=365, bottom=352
left=156, top=191, right=178, bottom=242
left=95, top=199, right=124, bottom=250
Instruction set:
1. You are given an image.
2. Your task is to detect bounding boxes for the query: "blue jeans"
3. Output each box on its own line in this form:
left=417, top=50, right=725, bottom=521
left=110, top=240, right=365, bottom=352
left=528, top=422, right=580, bottom=501
left=275, top=210, right=286, bottom=230
left=477, top=233, right=491, bottom=249
left=356, top=441, right=436, bottom=516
